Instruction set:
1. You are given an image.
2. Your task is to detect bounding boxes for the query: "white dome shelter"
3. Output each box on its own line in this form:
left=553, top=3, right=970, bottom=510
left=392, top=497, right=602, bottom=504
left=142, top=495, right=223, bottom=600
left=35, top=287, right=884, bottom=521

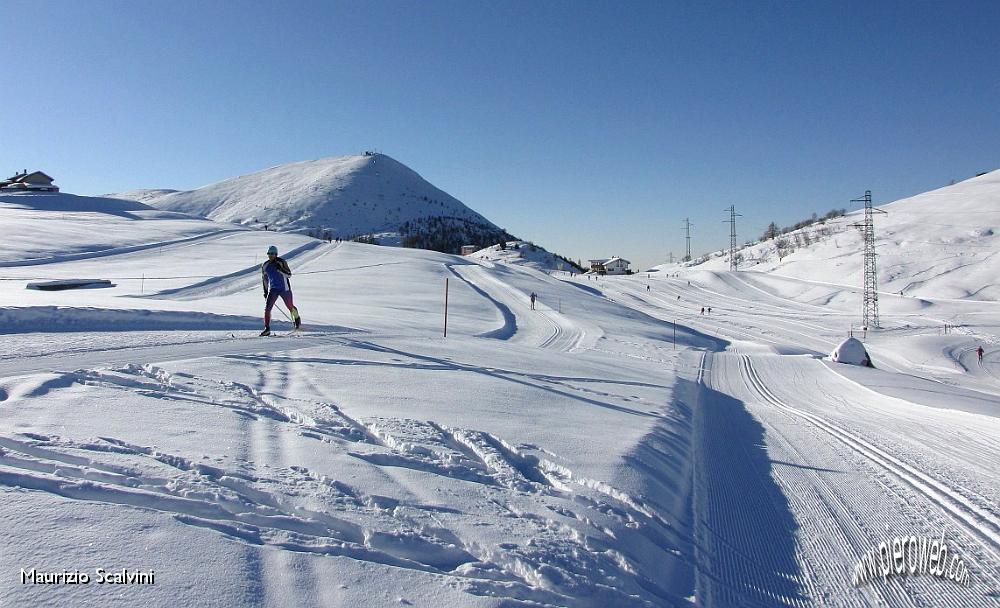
left=830, top=337, right=874, bottom=367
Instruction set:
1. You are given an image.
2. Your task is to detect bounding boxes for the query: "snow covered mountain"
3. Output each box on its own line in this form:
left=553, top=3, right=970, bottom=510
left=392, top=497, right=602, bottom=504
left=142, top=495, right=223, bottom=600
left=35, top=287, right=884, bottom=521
left=471, top=240, right=584, bottom=273
left=110, top=154, right=515, bottom=253
left=666, top=169, right=1000, bottom=301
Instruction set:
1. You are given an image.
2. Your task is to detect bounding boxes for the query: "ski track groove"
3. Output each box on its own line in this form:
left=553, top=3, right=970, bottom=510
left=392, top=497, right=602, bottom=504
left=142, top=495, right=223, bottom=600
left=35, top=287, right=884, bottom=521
left=693, top=352, right=809, bottom=608
left=147, top=240, right=331, bottom=300
left=740, top=364, right=1000, bottom=604
left=0, top=228, right=242, bottom=268
left=696, top=349, right=1000, bottom=606
left=614, top=280, right=839, bottom=354
left=454, top=265, right=588, bottom=353
left=749, top=402, right=923, bottom=607
left=739, top=354, right=1000, bottom=562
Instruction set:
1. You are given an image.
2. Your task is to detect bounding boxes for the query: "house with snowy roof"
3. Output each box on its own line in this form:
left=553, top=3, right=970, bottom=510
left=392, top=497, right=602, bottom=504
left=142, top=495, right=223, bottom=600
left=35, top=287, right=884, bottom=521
left=1, top=170, right=59, bottom=192
left=588, top=257, right=631, bottom=275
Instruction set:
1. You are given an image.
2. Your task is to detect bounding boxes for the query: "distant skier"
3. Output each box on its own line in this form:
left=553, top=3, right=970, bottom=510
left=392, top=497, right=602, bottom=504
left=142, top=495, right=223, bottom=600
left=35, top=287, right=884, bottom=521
left=977, top=345, right=984, bottom=363
left=530, top=292, right=537, bottom=310
left=647, top=285, right=650, bottom=291
left=700, top=307, right=705, bottom=315
left=260, top=245, right=301, bottom=336
left=707, top=306, right=712, bottom=314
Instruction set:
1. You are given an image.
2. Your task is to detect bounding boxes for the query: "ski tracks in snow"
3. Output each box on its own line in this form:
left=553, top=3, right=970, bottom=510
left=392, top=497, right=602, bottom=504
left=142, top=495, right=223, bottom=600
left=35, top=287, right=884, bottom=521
left=451, top=265, right=595, bottom=353
left=694, top=351, right=1000, bottom=606
left=148, top=240, right=332, bottom=300
left=0, top=360, right=690, bottom=607
left=740, top=356, right=1000, bottom=555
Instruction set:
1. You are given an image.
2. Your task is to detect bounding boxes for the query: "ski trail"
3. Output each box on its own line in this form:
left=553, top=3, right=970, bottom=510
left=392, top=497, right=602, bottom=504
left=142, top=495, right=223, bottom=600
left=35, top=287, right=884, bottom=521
left=0, top=228, right=242, bottom=268
left=739, top=355, right=1000, bottom=557
left=0, top=331, right=348, bottom=380
left=697, top=351, right=1000, bottom=605
left=607, top=278, right=833, bottom=355
left=452, top=265, right=591, bottom=352
left=692, top=352, right=808, bottom=607
left=148, top=240, right=329, bottom=299
left=446, top=264, right=517, bottom=339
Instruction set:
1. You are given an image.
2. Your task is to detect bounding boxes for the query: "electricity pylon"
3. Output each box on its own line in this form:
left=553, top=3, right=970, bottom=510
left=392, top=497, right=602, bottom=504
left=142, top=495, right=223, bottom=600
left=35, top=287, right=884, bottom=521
left=683, top=218, right=692, bottom=262
left=724, top=205, right=742, bottom=271
left=850, top=190, right=887, bottom=329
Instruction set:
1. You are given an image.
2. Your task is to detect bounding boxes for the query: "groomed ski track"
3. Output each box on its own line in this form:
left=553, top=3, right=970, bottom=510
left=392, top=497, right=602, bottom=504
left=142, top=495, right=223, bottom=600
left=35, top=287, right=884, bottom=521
left=450, top=264, right=598, bottom=352
left=694, top=351, right=999, bottom=606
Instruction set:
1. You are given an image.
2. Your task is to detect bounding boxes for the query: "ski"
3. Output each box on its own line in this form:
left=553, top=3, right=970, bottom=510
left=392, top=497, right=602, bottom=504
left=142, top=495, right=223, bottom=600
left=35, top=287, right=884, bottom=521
left=258, top=328, right=304, bottom=337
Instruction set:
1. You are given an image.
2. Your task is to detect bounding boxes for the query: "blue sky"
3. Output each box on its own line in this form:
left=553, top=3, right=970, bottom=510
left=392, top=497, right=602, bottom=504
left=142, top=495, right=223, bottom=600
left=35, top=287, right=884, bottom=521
left=4, top=0, right=998, bottom=269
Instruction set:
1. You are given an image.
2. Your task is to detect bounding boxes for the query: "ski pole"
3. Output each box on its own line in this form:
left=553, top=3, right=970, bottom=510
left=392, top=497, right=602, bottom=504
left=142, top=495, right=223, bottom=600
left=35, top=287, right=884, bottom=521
left=276, top=301, right=293, bottom=322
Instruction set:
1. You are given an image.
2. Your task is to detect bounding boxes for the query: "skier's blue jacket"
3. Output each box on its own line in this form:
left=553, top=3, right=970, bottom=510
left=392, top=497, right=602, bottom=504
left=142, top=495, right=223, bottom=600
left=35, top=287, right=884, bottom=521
left=261, top=257, right=292, bottom=294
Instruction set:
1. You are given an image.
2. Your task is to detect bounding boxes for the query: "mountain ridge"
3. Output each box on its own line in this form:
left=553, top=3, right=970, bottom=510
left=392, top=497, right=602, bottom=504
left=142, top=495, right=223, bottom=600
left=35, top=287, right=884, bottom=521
left=108, top=153, right=514, bottom=252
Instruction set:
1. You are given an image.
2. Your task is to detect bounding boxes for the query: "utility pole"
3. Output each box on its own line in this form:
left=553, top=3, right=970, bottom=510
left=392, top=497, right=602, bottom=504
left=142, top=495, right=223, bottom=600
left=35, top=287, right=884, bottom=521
left=682, top=218, right=693, bottom=262
left=724, top=205, right=742, bottom=271
left=849, top=191, right=886, bottom=329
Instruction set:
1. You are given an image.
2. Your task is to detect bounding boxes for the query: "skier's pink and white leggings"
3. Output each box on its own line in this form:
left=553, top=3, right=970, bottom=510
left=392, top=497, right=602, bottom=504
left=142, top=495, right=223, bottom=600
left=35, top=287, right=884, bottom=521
left=264, top=290, right=296, bottom=327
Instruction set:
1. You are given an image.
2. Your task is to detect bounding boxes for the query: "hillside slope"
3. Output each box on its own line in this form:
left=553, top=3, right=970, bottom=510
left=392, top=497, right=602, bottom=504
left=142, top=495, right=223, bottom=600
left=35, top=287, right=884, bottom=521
left=666, top=169, right=1000, bottom=301
left=471, top=240, right=584, bottom=273
left=0, top=191, right=230, bottom=263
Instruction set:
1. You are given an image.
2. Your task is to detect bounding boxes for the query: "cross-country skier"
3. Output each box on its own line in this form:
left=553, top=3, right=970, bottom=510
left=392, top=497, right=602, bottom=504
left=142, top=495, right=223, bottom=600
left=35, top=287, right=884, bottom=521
left=977, top=345, right=985, bottom=363
left=530, top=292, right=537, bottom=310
left=260, top=245, right=301, bottom=336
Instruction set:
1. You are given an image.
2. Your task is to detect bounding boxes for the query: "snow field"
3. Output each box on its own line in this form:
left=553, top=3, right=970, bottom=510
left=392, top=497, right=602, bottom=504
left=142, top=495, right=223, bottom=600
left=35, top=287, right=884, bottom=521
left=2, top=185, right=1000, bottom=607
